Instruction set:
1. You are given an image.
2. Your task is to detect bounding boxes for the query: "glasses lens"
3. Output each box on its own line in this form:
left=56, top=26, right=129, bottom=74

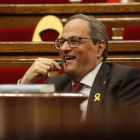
left=55, top=39, right=65, bottom=49
left=68, top=36, right=79, bottom=48
left=55, top=39, right=60, bottom=49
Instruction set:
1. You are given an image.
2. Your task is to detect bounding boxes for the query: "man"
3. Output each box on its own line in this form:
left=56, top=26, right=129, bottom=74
left=21, top=14, right=140, bottom=138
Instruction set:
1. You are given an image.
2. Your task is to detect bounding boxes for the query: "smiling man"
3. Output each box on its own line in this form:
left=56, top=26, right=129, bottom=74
left=21, top=14, right=140, bottom=138
left=58, top=17, right=105, bottom=83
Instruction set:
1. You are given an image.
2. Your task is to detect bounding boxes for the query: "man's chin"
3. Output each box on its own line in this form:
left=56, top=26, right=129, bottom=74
left=64, top=67, right=74, bottom=75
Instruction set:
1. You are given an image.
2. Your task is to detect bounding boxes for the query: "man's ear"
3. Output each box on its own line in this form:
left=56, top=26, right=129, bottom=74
left=97, top=40, right=106, bottom=57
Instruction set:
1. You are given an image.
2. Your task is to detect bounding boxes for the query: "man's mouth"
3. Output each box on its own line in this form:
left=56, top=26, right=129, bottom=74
left=65, top=56, right=76, bottom=60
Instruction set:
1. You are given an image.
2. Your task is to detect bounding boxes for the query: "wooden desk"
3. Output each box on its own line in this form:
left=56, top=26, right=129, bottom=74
left=0, top=92, right=87, bottom=139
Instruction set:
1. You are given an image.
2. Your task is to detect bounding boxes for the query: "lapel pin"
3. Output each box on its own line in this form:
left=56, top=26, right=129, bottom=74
left=94, top=93, right=100, bottom=102
left=103, top=81, right=106, bottom=84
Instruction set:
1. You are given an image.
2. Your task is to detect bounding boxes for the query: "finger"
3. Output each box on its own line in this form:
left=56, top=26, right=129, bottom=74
left=36, top=57, right=54, bottom=65
left=37, top=59, right=61, bottom=70
left=36, top=67, right=48, bottom=76
left=52, top=61, right=61, bottom=70
left=32, top=65, right=48, bottom=76
left=34, top=62, right=50, bottom=71
left=39, top=62, right=54, bottom=72
left=34, top=58, right=61, bottom=71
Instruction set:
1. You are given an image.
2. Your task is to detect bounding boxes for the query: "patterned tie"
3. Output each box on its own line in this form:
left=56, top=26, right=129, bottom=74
left=72, top=83, right=83, bottom=92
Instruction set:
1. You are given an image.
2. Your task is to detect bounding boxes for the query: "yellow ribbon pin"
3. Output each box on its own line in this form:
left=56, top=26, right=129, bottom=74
left=94, top=93, right=100, bottom=102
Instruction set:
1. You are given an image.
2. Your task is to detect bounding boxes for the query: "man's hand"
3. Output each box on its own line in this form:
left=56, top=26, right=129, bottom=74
left=21, top=58, right=61, bottom=84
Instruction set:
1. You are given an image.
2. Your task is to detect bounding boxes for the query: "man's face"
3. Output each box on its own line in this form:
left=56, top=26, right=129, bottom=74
left=59, top=18, right=102, bottom=82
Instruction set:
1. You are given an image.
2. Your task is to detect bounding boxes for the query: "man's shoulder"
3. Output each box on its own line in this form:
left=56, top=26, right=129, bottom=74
left=106, top=62, right=139, bottom=72
left=104, top=62, right=140, bottom=81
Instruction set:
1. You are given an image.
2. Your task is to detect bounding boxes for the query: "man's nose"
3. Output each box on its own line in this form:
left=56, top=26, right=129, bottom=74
left=60, top=41, right=71, bottom=51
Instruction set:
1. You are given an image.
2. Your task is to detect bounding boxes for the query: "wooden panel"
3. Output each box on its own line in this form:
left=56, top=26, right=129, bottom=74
left=112, top=28, right=124, bottom=40
left=0, top=41, right=140, bottom=69
left=0, top=42, right=58, bottom=53
left=1, top=41, right=140, bottom=53
left=1, top=16, right=140, bottom=29
left=107, top=55, right=140, bottom=68
left=0, top=3, right=140, bottom=41
left=0, top=3, right=140, bottom=14
left=0, top=4, right=140, bottom=28
left=108, top=41, right=140, bottom=52
left=100, top=17, right=140, bottom=28
left=0, top=16, right=43, bottom=28
left=0, top=17, right=139, bottom=41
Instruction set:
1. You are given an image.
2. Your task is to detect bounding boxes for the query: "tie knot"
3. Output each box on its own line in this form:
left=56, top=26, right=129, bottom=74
left=72, top=83, right=83, bottom=92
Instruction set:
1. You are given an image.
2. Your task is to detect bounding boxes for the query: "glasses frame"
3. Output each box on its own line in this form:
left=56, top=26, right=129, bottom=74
left=54, top=36, right=91, bottom=49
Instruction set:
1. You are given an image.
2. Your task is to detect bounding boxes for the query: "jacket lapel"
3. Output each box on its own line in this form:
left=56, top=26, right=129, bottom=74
left=86, top=62, right=110, bottom=124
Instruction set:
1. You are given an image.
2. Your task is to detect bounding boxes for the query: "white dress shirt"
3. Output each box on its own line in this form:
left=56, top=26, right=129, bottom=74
left=72, top=62, right=103, bottom=123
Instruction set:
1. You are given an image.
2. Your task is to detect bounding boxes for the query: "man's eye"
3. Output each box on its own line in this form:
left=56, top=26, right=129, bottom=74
left=72, top=40, right=78, bottom=42
left=70, top=39, right=79, bottom=43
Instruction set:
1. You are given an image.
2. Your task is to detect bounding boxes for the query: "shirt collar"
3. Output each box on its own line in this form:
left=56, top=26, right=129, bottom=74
left=72, top=62, right=103, bottom=87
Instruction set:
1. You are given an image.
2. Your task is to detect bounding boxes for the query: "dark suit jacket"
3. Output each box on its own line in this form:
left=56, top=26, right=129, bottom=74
left=46, top=62, right=140, bottom=138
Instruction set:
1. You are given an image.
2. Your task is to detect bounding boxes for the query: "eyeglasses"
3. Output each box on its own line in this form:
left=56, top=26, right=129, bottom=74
left=54, top=36, right=91, bottom=49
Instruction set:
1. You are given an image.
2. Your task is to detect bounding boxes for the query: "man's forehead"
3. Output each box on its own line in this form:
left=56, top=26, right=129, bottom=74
left=62, top=18, right=89, bottom=37
left=65, top=18, right=89, bottom=28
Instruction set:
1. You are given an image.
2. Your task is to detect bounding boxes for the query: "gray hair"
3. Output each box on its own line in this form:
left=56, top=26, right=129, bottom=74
left=67, top=14, right=108, bottom=61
